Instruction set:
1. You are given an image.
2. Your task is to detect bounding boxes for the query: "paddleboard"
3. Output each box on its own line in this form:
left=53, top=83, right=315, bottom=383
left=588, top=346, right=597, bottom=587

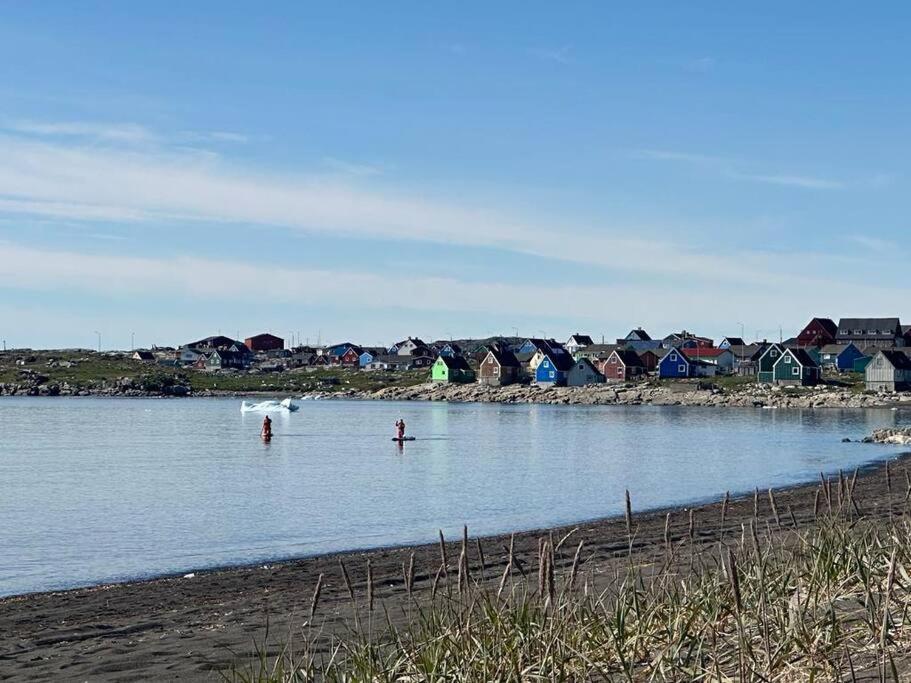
left=391, top=436, right=416, bottom=442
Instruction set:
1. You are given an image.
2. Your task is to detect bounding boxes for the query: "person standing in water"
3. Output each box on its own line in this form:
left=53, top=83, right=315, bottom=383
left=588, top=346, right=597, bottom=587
left=261, top=415, right=273, bottom=440
left=395, top=418, right=406, bottom=440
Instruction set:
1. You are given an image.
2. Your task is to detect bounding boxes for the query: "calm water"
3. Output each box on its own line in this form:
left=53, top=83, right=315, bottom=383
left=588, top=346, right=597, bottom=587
left=1, top=397, right=908, bottom=597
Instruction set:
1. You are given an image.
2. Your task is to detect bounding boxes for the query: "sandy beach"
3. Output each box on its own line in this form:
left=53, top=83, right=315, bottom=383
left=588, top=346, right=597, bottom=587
left=1, top=451, right=909, bottom=681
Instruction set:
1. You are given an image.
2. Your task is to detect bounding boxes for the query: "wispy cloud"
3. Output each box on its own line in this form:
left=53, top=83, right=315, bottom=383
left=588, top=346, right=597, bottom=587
left=0, top=124, right=901, bottom=301
left=633, top=148, right=847, bottom=190
left=322, top=157, right=386, bottom=177
left=531, top=45, right=574, bottom=65
left=8, top=120, right=157, bottom=144
left=849, top=235, right=898, bottom=253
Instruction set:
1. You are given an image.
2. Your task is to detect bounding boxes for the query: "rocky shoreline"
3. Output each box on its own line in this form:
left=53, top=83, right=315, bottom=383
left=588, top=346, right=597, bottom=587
left=317, top=380, right=911, bottom=409
left=5, top=375, right=911, bottom=410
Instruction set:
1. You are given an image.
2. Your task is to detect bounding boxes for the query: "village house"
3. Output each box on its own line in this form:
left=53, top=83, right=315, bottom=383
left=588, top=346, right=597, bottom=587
left=325, top=342, right=359, bottom=359
left=682, top=348, right=734, bottom=374
left=796, top=318, right=838, bottom=348
left=575, top=343, right=618, bottom=362
left=390, top=337, right=427, bottom=356
left=658, top=348, right=716, bottom=378
left=361, top=354, right=406, bottom=371
left=729, top=343, right=768, bottom=376
left=131, top=350, right=155, bottom=362
left=529, top=343, right=572, bottom=374
left=431, top=355, right=475, bottom=383
left=865, top=349, right=911, bottom=392
left=478, top=347, right=521, bottom=386
left=817, top=343, right=864, bottom=372
left=616, top=328, right=661, bottom=353
left=356, top=347, right=387, bottom=368
left=602, top=348, right=646, bottom=382
left=635, top=348, right=660, bottom=373
left=534, top=352, right=575, bottom=386
left=203, top=348, right=249, bottom=371
left=836, top=318, right=904, bottom=349
left=566, top=357, right=604, bottom=386
left=772, top=348, right=821, bottom=386
left=756, top=343, right=785, bottom=384
left=516, top=338, right=560, bottom=356
left=718, top=337, right=745, bottom=350
left=661, top=331, right=713, bottom=349
left=564, top=333, right=594, bottom=356
left=333, top=346, right=361, bottom=367
left=244, top=333, right=284, bottom=353
left=435, top=343, right=463, bottom=358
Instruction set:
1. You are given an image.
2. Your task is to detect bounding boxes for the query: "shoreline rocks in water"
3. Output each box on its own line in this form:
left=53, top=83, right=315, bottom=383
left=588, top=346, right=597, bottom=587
left=309, top=381, right=911, bottom=410
left=864, top=428, right=911, bottom=445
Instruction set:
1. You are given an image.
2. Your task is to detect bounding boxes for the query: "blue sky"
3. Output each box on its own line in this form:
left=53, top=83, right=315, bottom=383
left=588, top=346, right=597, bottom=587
left=1, top=2, right=909, bottom=349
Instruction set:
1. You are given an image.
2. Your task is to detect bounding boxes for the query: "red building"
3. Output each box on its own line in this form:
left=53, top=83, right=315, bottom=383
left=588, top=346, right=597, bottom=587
left=245, top=333, right=285, bottom=352
left=602, top=349, right=646, bottom=382
left=796, top=318, right=837, bottom=348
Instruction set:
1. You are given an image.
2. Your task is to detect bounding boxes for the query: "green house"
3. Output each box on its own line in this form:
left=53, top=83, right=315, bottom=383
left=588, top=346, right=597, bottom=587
left=431, top=355, right=476, bottom=383
left=772, top=348, right=821, bottom=386
left=756, top=343, right=783, bottom=384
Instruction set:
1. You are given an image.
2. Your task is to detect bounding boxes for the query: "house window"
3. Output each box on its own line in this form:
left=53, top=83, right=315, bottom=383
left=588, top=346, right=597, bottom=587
left=770, top=350, right=778, bottom=357
left=549, top=370, right=555, bottom=378
left=678, top=364, right=686, bottom=373
left=670, top=354, right=677, bottom=361
left=792, top=366, right=800, bottom=376
left=784, top=356, right=791, bottom=363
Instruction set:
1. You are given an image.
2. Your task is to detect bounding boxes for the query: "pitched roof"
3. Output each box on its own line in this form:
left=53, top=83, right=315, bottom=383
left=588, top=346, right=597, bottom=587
left=625, top=328, right=652, bottom=341
left=803, top=318, right=838, bottom=336
left=438, top=355, right=472, bottom=371
left=610, top=348, right=645, bottom=367
left=819, top=344, right=853, bottom=355
left=682, top=348, right=731, bottom=359
left=543, top=351, right=575, bottom=372
left=877, top=349, right=911, bottom=370
left=567, top=334, right=594, bottom=346
left=837, top=318, right=901, bottom=336
left=785, top=347, right=820, bottom=367
left=514, top=351, right=536, bottom=363
left=582, top=343, right=618, bottom=357
left=487, top=347, right=521, bottom=368
left=722, top=337, right=745, bottom=347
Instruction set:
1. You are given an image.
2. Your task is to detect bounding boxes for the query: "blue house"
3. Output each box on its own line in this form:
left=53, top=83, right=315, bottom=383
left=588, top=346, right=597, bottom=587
left=517, top=338, right=560, bottom=355
left=358, top=350, right=376, bottom=368
left=535, top=352, right=574, bottom=386
left=818, top=343, right=864, bottom=372
left=658, top=348, right=692, bottom=378
left=657, top=348, right=716, bottom=378
left=436, top=343, right=462, bottom=358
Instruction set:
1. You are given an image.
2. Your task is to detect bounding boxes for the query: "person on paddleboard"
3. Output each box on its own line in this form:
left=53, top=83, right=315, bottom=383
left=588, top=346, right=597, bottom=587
left=395, top=418, right=406, bottom=440
left=261, top=415, right=273, bottom=440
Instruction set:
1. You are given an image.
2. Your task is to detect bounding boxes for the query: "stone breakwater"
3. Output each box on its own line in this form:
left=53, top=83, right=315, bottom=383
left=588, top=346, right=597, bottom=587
left=310, top=381, right=911, bottom=409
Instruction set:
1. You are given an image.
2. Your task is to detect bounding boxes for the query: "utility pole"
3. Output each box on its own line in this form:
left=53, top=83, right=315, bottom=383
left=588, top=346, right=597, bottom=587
left=131, top=331, right=135, bottom=351
left=94, top=331, right=101, bottom=352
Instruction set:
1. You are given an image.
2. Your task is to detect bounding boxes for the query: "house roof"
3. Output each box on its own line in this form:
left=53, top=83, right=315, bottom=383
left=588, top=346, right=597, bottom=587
left=571, top=357, right=600, bottom=373
left=819, top=344, right=854, bottom=355
left=802, top=318, right=838, bottom=337
left=877, top=349, right=911, bottom=370
left=837, top=318, right=901, bottom=336
left=784, top=347, right=820, bottom=367
left=487, top=347, right=521, bottom=368
left=514, top=351, right=536, bottom=363
left=580, top=343, right=618, bottom=357
left=438, top=355, right=472, bottom=371
left=542, top=352, right=575, bottom=372
left=722, top=337, right=745, bottom=346
left=682, top=348, right=731, bottom=359
left=567, top=334, right=594, bottom=346
left=246, top=333, right=283, bottom=342
left=611, top=349, right=645, bottom=367
left=133, top=350, right=154, bottom=360
left=625, top=328, right=652, bottom=341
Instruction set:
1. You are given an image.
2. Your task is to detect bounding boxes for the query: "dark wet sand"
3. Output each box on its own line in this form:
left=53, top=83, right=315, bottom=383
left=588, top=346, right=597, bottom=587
left=3, top=453, right=910, bottom=681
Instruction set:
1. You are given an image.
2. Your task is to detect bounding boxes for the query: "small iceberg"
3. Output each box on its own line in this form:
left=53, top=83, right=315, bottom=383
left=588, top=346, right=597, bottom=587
left=241, top=398, right=300, bottom=413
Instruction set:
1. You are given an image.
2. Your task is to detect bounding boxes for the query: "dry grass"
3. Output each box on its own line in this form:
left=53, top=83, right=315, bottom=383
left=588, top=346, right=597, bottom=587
left=225, top=488, right=911, bottom=682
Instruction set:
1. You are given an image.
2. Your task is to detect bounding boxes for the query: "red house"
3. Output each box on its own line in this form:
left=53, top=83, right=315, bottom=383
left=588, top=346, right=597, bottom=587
left=602, top=349, right=646, bottom=382
left=245, top=333, right=285, bottom=352
left=796, top=318, right=837, bottom=348
left=334, top=347, right=361, bottom=367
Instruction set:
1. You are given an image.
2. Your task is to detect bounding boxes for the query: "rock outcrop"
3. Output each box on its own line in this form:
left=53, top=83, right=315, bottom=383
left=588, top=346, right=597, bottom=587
left=864, top=428, right=911, bottom=445
left=305, top=381, right=911, bottom=409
